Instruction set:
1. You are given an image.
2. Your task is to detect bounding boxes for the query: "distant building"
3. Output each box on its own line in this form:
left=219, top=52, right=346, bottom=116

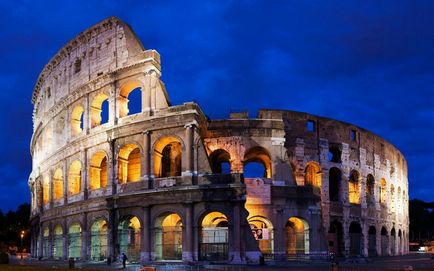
left=28, top=17, right=409, bottom=263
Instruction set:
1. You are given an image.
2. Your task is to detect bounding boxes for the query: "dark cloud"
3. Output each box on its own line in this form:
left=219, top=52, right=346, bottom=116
left=0, top=0, right=433, bottom=211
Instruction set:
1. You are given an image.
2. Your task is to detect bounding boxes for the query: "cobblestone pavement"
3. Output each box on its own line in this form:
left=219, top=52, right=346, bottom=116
left=8, top=254, right=434, bottom=271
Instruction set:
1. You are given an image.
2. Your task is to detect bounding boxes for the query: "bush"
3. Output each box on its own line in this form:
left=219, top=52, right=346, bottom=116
left=0, top=251, right=9, bottom=264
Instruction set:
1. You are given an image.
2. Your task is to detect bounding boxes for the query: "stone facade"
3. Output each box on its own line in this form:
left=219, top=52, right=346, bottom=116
left=29, top=17, right=409, bottom=264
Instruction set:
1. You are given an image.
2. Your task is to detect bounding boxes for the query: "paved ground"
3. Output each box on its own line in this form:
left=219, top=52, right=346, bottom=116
left=7, top=253, right=434, bottom=271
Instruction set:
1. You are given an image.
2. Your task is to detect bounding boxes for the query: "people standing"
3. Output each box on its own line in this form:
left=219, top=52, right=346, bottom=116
left=121, top=252, right=128, bottom=269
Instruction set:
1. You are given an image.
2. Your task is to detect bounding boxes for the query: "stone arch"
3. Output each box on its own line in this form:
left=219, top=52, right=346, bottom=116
left=349, top=170, right=360, bottom=204
left=368, top=226, right=377, bottom=257
left=153, top=212, right=183, bottom=261
left=153, top=135, right=183, bottom=178
left=304, top=162, right=321, bottom=188
left=90, top=218, right=108, bottom=261
left=71, top=104, right=84, bottom=136
left=329, top=167, right=341, bottom=202
left=285, top=217, right=309, bottom=255
left=349, top=222, right=362, bottom=256
left=248, top=215, right=274, bottom=254
left=119, top=80, right=144, bottom=117
left=209, top=149, right=231, bottom=174
left=68, top=222, right=82, bottom=259
left=53, top=224, right=63, bottom=259
left=53, top=168, right=63, bottom=201
left=89, top=151, right=108, bottom=190
left=42, top=226, right=50, bottom=258
left=42, top=175, right=50, bottom=205
left=90, top=92, right=109, bottom=128
left=380, top=178, right=387, bottom=203
left=328, top=220, right=343, bottom=256
left=243, top=146, right=272, bottom=178
left=381, top=226, right=388, bottom=256
left=68, top=160, right=81, bottom=195
left=366, top=174, right=375, bottom=205
left=199, top=211, right=229, bottom=261
left=118, top=215, right=141, bottom=262
left=118, top=143, right=141, bottom=183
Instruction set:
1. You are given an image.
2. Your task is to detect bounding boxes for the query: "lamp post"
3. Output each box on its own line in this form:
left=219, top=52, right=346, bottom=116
left=20, top=231, right=24, bottom=260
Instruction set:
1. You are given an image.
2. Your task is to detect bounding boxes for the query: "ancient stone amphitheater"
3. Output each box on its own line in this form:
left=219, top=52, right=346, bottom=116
left=28, top=17, right=409, bottom=264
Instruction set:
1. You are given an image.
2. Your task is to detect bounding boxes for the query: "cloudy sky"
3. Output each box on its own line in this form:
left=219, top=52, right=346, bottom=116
left=0, top=0, right=433, bottom=211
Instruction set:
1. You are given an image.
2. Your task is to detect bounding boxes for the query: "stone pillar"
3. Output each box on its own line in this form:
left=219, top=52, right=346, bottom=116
left=143, top=131, right=151, bottom=180
left=63, top=224, right=68, bottom=260
left=108, top=83, right=117, bottom=125
left=49, top=169, right=54, bottom=209
left=84, top=94, right=90, bottom=134
left=81, top=215, right=88, bottom=260
left=37, top=227, right=43, bottom=258
left=141, top=207, right=151, bottom=263
left=81, top=148, right=88, bottom=199
left=142, top=72, right=152, bottom=113
left=273, top=209, right=286, bottom=257
left=63, top=160, right=68, bottom=205
left=230, top=203, right=242, bottom=263
left=183, top=204, right=194, bottom=262
left=183, top=124, right=195, bottom=175
left=108, top=208, right=116, bottom=262
left=108, top=139, right=117, bottom=195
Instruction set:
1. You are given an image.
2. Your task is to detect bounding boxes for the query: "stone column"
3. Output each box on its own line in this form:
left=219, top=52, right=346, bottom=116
left=230, top=203, right=242, bottom=263
left=273, top=209, right=286, bottom=257
left=63, top=222, right=68, bottom=260
left=81, top=214, right=88, bottom=260
left=183, top=123, right=195, bottom=175
left=108, top=208, right=116, bottom=262
left=141, top=207, right=151, bottom=263
left=81, top=148, right=88, bottom=199
left=63, top=160, right=68, bottom=205
left=143, top=131, right=151, bottom=180
left=183, top=204, right=194, bottom=262
left=84, top=94, right=90, bottom=134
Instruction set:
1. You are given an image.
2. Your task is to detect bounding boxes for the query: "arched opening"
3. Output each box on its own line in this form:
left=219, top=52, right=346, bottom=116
left=68, top=160, right=81, bottom=195
left=53, top=168, right=63, bottom=201
left=209, top=149, right=231, bottom=174
left=391, top=228, right=396, bottom=256
left=304, top=162, right=321, bottom=188
left=90, top=219, right=108, bottom=261
left=381, top=226, right=388, bottom=256
left=328, top=146, right=341, bottom=163
left=119, top=81, right=142, bottom=117
left=199, top=211, right=228, bottom=261
left=390, top=185, right=396, bottom=213
left=380, top=178, right=387, bottom=204
left=89, top=151, right=108, bottom=190
left=42, top=175, right=50, bottom=205
left=368, top=226, right=377, bottom=257
left=243, top=146, right=272, bottom=178
left=348, top=170, right=360, bottom=204
left=154, top=136, right=182, bottom=178
left=285, top=217, right=309, bottom=255
left=349, top=222, right=362, bottom=257
left=328, top=221, right=343, bottom=256
left=118, top=216, right=141, bottom=262
left=329, top=167, right=341, bottom=202
left=90, top=93, right=109, bottom=128
left=366, top=174, right=375, bottom=205
left=154, top=213, right=182, bottom=260
left=68, top=223, right=82, bottom=259
left=71, top=105, right=84, bottom=136
left=398, top=229, right=402, bottom=255
left=248, top=216, right=274, bottom=254
left=42, top=227, right=49, bottom=258
left=118, top=144, right=141, bottom=183
left=53, top=225, right=63, bottom=259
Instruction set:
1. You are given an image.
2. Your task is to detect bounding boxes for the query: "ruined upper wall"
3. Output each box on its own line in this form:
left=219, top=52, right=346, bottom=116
left=31, top=17, right=152, bottom=122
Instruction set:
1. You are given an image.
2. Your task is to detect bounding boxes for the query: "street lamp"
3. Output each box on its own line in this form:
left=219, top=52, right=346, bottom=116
left=20, top=231, right=24, bottom=260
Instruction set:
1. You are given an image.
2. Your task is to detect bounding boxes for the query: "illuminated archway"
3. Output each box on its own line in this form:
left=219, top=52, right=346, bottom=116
left=380, top=178, right=387, bottom=203
left=118, top=216, right=141, bottom=262
left=243, top=146, right=272, bottom=178
left=42, top=175, right=50, bottom=205
left=199, top=211, right=228, bottom=261
left=154, top=136, right=182, bottom=178
left=304, top=162, right=321, bottom=188
left=91, top=93, right=109, bottom=128
left=286, top=217, right=309, bottom=255
left=119, top=81, right=142, bottom=117
left=89, top=151, right=108, bottom=190
left=53, top=168, right=63, bottom=201
left=53, top=225, right=63, bottom=259
left=154, top=213, right=182, bottom=260
left=209, top=149, right=231, bottom=174
left=348, top=170, right=360, bottom=204
left=118, top=144, right=141, bottom=183
left=71, top=105, right=84, bottom=136
left=90, top=219, right=108, bottom=261
left=68, top=223, right=82, bottom=259
left=68, top=160, right=81, bottom=195
left=248, top=216, right=274, bottom=254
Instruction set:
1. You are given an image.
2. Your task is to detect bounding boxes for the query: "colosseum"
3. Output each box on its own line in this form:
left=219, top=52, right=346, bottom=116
left=28, top=17, right=409, bottom=264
